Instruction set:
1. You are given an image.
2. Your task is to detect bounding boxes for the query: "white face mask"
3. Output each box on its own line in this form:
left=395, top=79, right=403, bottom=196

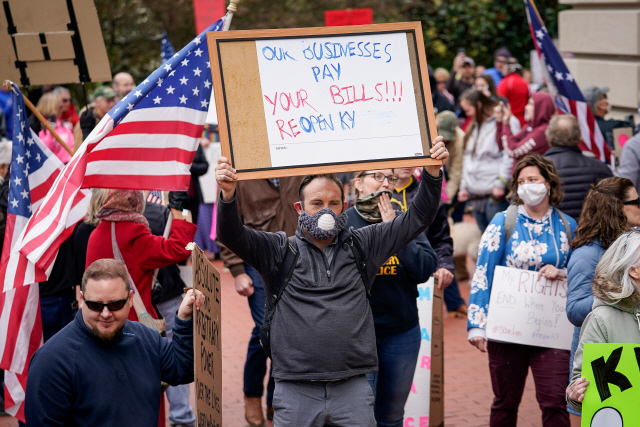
left=517, top=183, right=548, bottom=207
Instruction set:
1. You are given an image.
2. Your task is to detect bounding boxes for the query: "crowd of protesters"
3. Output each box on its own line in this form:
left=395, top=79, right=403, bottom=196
left=1, top=43, right=640, bottom=427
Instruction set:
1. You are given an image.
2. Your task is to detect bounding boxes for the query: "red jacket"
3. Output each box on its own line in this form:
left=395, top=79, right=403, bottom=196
left=86, top=219, right=197, bottom=321
left=496, top=92, right=556, bottom=173
left=498, top=73, right=530, bottom=127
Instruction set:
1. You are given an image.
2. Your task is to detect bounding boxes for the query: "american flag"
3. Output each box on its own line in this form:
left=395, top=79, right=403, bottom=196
left=525, top=0, right=612, bottom=163
left=2, top=18, right=224, bottom=293
left=147, top=190, right=163, bottom=205
left=0, top=82, right=91, bottom=420
left=161, top=31, right=177, bottom=64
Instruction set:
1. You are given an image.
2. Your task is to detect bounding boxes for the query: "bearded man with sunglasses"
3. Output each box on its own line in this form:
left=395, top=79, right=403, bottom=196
left=24, top=258, right=204, bottom=427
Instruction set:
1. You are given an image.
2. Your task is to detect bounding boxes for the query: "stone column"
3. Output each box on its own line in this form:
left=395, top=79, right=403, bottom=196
left=559, top=0, right=640, bottom=119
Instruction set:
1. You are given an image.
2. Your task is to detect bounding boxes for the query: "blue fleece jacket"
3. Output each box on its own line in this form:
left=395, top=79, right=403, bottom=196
left=25, top=310, right=194, bottom=426
left=566, top=239, right=605, bottom=327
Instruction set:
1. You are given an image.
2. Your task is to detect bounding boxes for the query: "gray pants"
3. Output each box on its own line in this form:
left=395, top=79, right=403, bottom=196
left=272, top=375, right=376, bottom=427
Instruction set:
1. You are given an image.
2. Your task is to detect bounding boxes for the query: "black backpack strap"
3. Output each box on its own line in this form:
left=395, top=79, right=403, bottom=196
left=503, top=204, right=519, bottom=244
left=269, top=236, right=299, bottom=308
left=346, top=234, right=370, bottom=299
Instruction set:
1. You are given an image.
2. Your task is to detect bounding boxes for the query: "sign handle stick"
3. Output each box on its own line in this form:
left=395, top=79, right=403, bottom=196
left=222, top=0, right=241, bottom=31
left=3, top=81, right=74, bottom=156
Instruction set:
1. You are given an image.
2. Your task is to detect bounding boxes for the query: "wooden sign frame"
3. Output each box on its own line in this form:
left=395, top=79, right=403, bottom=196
left=207, top=22, right=441, bottom=180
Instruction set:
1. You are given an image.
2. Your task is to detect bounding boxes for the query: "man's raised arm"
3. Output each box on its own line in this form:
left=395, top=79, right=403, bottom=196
left=215, top=157, right=287, bottom=282
left=354, top=137, right=449, bottom=274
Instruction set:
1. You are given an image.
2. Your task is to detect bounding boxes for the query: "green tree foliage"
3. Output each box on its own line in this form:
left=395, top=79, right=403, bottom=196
left=91, top=0, right=565, bottom=84
left=403, top=0, right=566, bottom=70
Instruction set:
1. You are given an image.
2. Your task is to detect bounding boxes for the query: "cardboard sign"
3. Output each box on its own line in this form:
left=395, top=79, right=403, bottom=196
left=0, top=0, right=111, bottom=86
left=206, top=22, right=440, bottom=180
left=404, top=278, right=435, bottom=427
left=486, top=266, right=573, bottom=350
left=193, top=244, right=222, bottom=427
left=581, top=344, right=640, bottom=427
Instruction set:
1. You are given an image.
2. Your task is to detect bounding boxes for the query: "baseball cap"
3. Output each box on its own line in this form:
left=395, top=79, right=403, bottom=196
left=93, top=86, right=117, bottom=100
left=462, top=57, right=475, bottom=67
left=495, top=47, right=512, bottom=59
left=436, top=111, right=458, bottom=141
left=582, top=86, right=609, bottom=113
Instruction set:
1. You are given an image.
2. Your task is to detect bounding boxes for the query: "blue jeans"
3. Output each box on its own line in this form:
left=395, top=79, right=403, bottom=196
left=473, top=197, right=509, bottom=233
left=367, top=324, right=421, bottom=427
left=157, top=295, right=196, bottom=426
left=444, top=278, right=466, bottom=312
left=244, top=264, right=275, bottom=406
left=40, top=294, right=75, bottom=343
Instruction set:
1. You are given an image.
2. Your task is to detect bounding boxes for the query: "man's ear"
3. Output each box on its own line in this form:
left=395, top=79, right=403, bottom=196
left=294, top=201, right=303, bottom=215
left=128, top=290, right=134, bottom=302
left=79, top=291, right=84, bottom=301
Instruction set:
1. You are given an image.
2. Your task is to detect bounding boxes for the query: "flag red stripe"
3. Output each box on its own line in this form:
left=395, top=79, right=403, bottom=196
left=30, top=170, right=60, bottom=205
left=1, top=214, right=16, bottom=264
left=87, top=147, right=197, bottom=164
left=0, top=286, right=29, bottom=369
left=106, top=120, right=204, bottom=139
left=81, top=174, right=191, bottom=191
left=585, top=110, right=601, bottom=160
left=22, top=154, right=86, bottom=239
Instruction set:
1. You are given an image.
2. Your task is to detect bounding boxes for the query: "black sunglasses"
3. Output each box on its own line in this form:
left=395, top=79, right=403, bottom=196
left=623, top=197, right=640, bottom=207
left=84, top=298, right=129, bottom=313
left=361, top=172, right=399, bottom=185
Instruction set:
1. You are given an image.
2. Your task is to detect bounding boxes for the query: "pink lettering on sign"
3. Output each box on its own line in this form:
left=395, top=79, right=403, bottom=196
left=420, top=355, right=431, bottom=369
left=419, top=416, right=429, bottom=427
left=410, top=382, right=417, bottom=393
left=405, top=418, right=415, bottom=427
left=264, top=90, right=317, bottom=115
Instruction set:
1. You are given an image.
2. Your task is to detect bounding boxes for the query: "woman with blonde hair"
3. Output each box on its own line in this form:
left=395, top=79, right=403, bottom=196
left=30, top=92, right=73, bottom=163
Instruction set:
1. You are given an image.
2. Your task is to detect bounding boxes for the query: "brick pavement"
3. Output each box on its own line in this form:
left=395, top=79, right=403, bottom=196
left=0, top=259, right=546, bottom=427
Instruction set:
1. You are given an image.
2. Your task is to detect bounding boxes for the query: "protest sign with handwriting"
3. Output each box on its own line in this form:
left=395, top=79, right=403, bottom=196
left=207, top=22, right=440, bottom=179
left=486, top=266, right=573, bottom=350
left=193, top=244, right=222, bottom=427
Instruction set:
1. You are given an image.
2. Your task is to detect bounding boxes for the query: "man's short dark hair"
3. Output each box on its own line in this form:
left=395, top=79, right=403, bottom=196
left=299, top=174, right=344, bottom=207
left=82, top=259, right=131, bottom=294
left=546, top=115, right=581, bottom=147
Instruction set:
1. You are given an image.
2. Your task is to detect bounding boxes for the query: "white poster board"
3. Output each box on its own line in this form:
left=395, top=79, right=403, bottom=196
left=486, top=266, right=573, bottom=350
left=404, top=277, right=434, bottom=426
left=254, top=33, right=424, bottom=168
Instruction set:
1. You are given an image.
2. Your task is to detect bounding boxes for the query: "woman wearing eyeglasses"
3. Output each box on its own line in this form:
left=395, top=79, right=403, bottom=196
left=345, top=169, right=438, bottom=427
left=566, top=230, right=640, bottom=411
left=564, top=177, right=640, bottom=422
left=468, top=154, right=577, bottom=427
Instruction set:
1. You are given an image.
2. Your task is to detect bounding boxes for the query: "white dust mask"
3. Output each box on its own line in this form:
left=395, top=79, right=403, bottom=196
left=517, top=183, right=548, bottom=207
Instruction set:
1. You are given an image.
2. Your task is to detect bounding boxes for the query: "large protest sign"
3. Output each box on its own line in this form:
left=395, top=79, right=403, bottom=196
left=404, top=278, right=435, bottom=427
left=581, top=344, right=640, bottom=427
left=486, top=266, right=573, bottom=350
left=193, top=244, right=222, bottom=427
left=206, top=22, right=440, bottom=180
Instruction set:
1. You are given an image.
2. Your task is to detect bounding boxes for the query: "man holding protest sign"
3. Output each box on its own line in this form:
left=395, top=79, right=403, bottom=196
left=215, top=136, right=448, bottom=426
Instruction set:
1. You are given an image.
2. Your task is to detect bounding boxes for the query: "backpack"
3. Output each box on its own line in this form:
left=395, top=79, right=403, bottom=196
left=259, top=234, right=368, bottom=358
left=503, top=204, right=573, bottom=245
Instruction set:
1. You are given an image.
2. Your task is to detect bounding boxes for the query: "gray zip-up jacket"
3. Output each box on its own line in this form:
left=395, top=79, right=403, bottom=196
left=217, top=169, right=442, bottom=381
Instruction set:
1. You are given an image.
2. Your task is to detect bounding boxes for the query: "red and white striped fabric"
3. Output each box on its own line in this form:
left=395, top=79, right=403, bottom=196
left=0, top=82, right=90, bottom=420
left=555, top=95, right=608, bottom=161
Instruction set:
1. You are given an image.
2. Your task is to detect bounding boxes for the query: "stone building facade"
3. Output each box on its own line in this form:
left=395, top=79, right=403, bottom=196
left=559, top=0, right=640, bottom=119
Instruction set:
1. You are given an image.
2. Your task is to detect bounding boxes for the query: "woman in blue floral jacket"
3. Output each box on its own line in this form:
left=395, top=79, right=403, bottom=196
left=467, top=154, right=577, bottom=427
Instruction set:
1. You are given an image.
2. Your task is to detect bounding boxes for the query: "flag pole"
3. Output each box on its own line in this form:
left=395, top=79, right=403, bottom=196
left=2, top=81, right=74, bottom=156
left=222, top=0, right=241, bottom=31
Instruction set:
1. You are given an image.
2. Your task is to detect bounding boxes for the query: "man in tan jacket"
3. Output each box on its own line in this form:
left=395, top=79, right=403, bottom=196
left=218, top=177, right=301, bottom=427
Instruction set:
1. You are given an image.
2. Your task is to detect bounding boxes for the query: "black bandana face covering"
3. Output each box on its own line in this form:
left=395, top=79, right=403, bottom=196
left=299, top=207, right=348, bottom=240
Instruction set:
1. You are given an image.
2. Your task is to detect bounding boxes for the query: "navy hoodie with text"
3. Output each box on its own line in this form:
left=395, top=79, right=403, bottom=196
left=346, top=208, right=438, bottom=336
